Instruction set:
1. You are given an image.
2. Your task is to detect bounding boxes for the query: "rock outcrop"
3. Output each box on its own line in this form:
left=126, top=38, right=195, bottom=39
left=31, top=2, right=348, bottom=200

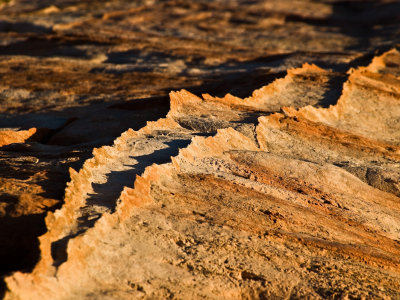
left=1, top=0, right=400, bottom=299
left=4, top=49, right=400, bottom=299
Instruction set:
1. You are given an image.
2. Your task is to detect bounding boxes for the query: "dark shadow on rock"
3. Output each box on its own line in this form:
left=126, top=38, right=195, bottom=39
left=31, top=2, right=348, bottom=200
left=331, top=1, right=400, bottom=51
left=106, top=50, right=183, bottom=65
left=233, top=111, right=271, bottom=124
left=87, top=138, right=192, bottom=212
left=108, top=95, right=169, bottom=111
left=51, top=232, right=82, bottom=268
left=50, top=138, right=192, bottom=268
left=0, top=147, right=93, bottom=296
left=0, top=213, right=47, bottom=295
left=0, top=21, right=52, bottom=34
left=180, top=69, right=285, bottom=99
left=318, top=74, right=348, bottom=108
left=0, top=35, right=109, bottom=58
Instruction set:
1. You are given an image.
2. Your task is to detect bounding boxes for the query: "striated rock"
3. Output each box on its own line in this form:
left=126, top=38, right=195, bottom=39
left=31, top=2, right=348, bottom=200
left=1, top=1, right=400, bottom=299
left=4, top=49, right=400, bottom=299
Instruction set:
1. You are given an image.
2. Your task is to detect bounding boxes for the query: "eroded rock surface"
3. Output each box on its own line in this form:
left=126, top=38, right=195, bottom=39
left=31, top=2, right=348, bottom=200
left=3, top=49, right=400, bottom=299
left=1, top=0, right=400, bottom=299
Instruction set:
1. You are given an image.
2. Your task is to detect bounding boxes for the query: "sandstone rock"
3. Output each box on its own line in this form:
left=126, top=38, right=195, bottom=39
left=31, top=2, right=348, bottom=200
left=0, top=128, right=36, bottom=147
left=4, top=49, right=400, bottom=299
left=1, top=1, right=400, bottom=299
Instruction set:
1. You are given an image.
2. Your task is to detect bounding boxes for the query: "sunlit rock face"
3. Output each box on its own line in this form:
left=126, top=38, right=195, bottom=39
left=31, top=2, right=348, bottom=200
left=3, top=49, right=400, bottom=299
left=0, top=0, right=400, bottom=299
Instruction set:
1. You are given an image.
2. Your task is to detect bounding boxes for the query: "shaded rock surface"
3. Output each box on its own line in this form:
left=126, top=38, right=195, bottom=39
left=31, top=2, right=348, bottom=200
left=0, top=0, right=400, bottom=299
left=4, top=48, right=400, bottom=299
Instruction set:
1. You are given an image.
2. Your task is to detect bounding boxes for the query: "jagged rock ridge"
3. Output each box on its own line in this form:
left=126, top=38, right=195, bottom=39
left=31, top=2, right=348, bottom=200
left=4, top=49, right=400, bottom=299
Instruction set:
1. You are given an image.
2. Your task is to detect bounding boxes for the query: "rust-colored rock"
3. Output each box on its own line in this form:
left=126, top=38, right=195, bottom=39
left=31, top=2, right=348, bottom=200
left=3, top=49, right=400, bottom=299
left=1, top=1, right=400, bottom=299
left=0, top=128, right=36, bottom=147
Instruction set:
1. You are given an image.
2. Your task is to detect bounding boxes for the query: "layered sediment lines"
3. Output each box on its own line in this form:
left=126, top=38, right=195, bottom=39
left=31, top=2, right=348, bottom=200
left=4, top=49, right=400, bottom=299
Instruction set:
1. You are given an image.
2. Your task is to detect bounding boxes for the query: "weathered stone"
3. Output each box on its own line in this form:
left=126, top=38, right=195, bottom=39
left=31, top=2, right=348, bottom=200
left=1, top=1, right=400, bottom=299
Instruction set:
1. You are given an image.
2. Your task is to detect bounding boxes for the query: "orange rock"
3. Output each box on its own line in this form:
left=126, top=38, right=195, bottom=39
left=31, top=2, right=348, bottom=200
left=0, top=128, right=37, bottom=147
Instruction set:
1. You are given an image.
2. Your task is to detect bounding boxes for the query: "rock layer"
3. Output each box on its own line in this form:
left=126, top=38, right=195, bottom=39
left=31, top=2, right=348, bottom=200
left=1, top=0, right=400, bottom=299
left=4, top=49, right=400, bottom=299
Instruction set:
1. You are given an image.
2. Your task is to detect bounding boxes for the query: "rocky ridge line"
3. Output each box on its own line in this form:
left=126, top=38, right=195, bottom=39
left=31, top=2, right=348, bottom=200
left=4, top=49, right=400, bottom=299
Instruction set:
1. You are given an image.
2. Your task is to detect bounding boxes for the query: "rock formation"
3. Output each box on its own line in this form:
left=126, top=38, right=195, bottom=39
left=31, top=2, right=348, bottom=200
left=1, top=0, right=400, bottom=299
left=3, top=48, right=400, bottom=299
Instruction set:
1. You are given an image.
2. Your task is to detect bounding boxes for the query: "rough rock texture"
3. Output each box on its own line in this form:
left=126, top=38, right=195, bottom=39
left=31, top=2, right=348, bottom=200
left=1, top=0, right=400, bottom=299
left=3, top=49, right=400, bottom=299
